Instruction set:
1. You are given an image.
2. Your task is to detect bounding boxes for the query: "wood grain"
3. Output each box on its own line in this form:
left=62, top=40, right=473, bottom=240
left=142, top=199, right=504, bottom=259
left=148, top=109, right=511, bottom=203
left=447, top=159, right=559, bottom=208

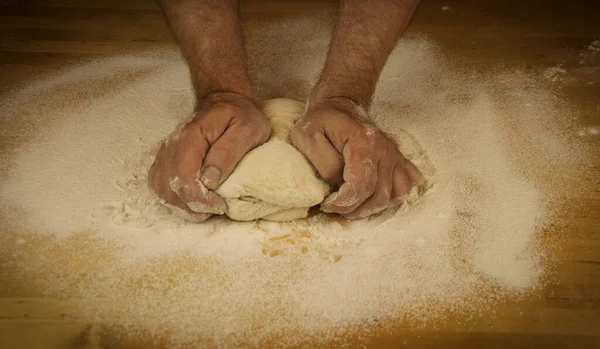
left=0, top=0, right=599, bottom=348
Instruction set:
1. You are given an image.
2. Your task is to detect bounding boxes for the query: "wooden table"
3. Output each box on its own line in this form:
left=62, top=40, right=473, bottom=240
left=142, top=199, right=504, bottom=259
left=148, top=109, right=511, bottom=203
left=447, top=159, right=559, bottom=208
left=1, top=0, right=599, bottom=348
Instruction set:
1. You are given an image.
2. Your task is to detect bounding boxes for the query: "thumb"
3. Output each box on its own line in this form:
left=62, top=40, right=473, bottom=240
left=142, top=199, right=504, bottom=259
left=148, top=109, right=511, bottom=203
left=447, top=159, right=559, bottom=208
left=200, top=125, right=264, bottom=190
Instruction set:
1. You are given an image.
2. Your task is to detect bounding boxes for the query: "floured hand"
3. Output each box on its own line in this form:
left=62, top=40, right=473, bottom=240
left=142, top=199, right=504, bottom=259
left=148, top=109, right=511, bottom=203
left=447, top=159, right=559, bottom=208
left=148, top=92, right=271, bottom=222
left=290, top=97, right=422, bottom=219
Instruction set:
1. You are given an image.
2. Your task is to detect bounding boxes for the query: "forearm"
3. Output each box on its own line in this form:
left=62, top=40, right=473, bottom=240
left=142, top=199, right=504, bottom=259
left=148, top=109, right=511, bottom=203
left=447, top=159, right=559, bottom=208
left=160, top=0, right=254, bottom=103
left=311, top=0, right=419, bottom=109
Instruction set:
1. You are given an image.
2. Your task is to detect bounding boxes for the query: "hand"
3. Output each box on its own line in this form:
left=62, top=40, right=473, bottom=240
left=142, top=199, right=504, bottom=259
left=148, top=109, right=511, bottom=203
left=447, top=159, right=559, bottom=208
left=290, top=98, right=422, bottom=220
left=148, top=93, right=271, bottom=222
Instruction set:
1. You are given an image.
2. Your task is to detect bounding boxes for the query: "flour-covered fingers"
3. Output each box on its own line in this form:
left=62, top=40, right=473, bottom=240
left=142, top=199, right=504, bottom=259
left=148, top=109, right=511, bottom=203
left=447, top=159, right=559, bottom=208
left=291, top=100, right=421, bottom=219
left=390, top=161, right=413, bottom=205
left=321, top=144, right=377, bottom=214
left=343, top=160, right=394, bottom=220
left=148, top=144, right=168, bottom=197
left=169, top=176, right=226, bottom=214
left=201, top=121, right=270, bottom=191
left=148, top=152, right=213, bottom=221
left=405, top=159, right=422, bottom=186
left=148, top=94, right=272, bottom=222
left=167, top=124, right=227, bottom=215
left=163, top=194, right=213, bottom=223
left=290, top=128, right=344, bottom=186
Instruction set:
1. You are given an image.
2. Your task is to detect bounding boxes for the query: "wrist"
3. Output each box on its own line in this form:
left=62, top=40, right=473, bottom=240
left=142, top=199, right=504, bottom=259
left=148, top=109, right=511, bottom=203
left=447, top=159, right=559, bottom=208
left=307, top=95, right=370, bottom=123
left=197, top=90, right=259, bottom=111
left=310, top=66, right=377, bottom=108
left=192, top=72, right=256, bottom=108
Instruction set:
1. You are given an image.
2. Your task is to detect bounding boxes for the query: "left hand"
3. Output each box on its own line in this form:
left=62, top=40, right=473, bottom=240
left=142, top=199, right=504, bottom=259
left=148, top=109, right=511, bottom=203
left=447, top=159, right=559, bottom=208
left=148, top=92, right=271, bottom=222
left=290, top=98, right=422, bottom=219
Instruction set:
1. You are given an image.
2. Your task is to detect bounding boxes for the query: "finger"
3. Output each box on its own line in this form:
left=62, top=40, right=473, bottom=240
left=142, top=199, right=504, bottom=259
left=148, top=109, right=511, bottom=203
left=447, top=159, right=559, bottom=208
left=200, top=123, right=264, bottom=190
left=390, top=162, right=413, bottom=205
left=153, top=171, right=212, bottom=222
left=290, top=128, right=344, bottom=186
left=405, top=159, right=422, bottom=185
left=321, top=144, right=377, bottom=214
left=344, top=160, right=394, bottom=220
left=170, top=176, right=226, bottom=215
left=148, top=145, right=213, bottom=219
left=171, top=127, right=226, bottom=214
left=147, top=144, right=166, bottom=196
left=163, top=195, right=213, bottom=223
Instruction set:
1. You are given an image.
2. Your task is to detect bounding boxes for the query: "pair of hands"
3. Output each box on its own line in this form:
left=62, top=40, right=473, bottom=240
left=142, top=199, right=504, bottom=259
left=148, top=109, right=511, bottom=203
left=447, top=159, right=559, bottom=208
left=148, top=93, right=421, bottom=222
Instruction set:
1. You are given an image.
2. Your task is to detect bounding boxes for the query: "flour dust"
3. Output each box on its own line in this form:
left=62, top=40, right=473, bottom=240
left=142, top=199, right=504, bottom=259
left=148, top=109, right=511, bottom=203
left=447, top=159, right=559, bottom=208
left=0, top=18, right=591, bottom=348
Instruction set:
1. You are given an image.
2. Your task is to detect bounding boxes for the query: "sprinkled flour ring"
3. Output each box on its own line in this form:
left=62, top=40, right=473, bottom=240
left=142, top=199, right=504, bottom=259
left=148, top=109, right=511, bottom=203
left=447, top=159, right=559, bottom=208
left=0, top=22, right=591, bottom=348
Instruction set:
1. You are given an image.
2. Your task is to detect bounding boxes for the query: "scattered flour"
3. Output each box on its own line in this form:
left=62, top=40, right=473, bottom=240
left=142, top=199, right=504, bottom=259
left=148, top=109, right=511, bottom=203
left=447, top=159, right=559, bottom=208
left=578, top=126, right=600, bottom=137
left=579, top=39, right=600, bottom=65
left=543, top=65, right=567, bottom=82
left=0, top=18, right=590, bottom=348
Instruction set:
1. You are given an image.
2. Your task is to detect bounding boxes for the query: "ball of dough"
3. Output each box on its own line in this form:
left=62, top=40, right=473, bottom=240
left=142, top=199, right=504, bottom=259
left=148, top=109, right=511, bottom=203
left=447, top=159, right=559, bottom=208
left=215, top=98, right=331, bottom=221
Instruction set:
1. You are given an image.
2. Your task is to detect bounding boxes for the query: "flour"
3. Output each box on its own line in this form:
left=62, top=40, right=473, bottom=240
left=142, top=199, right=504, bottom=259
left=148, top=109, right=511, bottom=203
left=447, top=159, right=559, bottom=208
left=543, top=65, right=567, bottom=82
left=0, top=18, right=590, bottom=348
left=578, top=126, right=600, bottom=137
left=579, top=39, right=600, bottom=65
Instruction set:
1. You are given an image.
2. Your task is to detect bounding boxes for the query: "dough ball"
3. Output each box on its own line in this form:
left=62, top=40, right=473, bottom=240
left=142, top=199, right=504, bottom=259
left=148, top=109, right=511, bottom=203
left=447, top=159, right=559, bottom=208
left=215, top=98, right=330, bottom=221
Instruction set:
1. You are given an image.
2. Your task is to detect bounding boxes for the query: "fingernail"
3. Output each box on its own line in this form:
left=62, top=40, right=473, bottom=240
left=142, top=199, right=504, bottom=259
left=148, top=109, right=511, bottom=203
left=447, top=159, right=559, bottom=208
left=320, top=192, right=339, bottom=211
left=200, top=167, right=221, bottom=190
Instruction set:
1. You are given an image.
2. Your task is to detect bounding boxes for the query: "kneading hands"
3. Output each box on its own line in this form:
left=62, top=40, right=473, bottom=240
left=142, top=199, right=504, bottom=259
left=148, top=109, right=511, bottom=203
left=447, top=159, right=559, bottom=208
left=150, top=0, right=421, bottom=221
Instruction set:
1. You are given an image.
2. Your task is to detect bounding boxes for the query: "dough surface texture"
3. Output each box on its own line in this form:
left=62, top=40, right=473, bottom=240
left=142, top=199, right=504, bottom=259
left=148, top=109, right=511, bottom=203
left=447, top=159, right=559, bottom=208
left=215, top=98, right=330, bottom=221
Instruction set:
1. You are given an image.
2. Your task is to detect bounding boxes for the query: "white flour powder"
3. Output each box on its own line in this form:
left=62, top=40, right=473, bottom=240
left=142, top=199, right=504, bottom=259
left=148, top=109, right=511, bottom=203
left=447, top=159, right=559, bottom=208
left=0, top=19, right=590, bottom=348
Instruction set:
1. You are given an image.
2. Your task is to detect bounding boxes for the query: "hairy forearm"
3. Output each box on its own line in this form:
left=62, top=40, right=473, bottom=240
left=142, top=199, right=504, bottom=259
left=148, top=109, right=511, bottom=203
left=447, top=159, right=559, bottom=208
left=312, top=0, right=419, bottom=109
left=160, top=0, right=254, bottom=103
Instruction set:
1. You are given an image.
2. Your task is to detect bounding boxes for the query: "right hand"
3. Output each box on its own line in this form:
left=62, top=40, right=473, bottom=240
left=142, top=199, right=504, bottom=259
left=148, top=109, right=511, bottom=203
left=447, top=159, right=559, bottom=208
left=148, top=93, right=271, bottom=222
left=290, top=97, right=422, bottom=220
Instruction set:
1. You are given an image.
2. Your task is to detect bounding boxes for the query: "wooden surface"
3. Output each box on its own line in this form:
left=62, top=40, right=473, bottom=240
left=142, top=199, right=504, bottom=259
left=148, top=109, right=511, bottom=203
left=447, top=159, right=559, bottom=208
left=1, top=0, right=599, bottom=348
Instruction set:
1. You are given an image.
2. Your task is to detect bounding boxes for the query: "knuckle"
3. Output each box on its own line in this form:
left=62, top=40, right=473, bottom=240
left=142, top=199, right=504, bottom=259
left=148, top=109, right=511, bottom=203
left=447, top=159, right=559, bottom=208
left=354, top=184, right=376, bottom=204
left=393, top=182, right=411, bottom=199
left=346, top=205, right=384, bottom=220
left=357, top=161, right=377, bottom=190
left=148, top=165, right=168, bottom=197
left=170, top=176, right=194, bottom=195
left=211, top=146, right=237, bottom=164
left=237, top=121, right=262, bottom=139
left=187, top=201, right=212, bottom=213
left=166, top=203, right=212, bottom=223
left=168, top=176, right=183, bottom=194
left=348, top=190, right=392, bottom=219
left=371, top=192, right=391, bottom=211
left=191, top=116, right=223, bottom=143
left=251, top=123, right=271, bottom=144
left=290, top=125, right=310, bottom=148
left=259, top=124, right=272, bottom=141
left=148, top=174, right=161, bottom=195
left=179, top=122, right=198, bottom=139
left=364, top=176, right=377, bottom=194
